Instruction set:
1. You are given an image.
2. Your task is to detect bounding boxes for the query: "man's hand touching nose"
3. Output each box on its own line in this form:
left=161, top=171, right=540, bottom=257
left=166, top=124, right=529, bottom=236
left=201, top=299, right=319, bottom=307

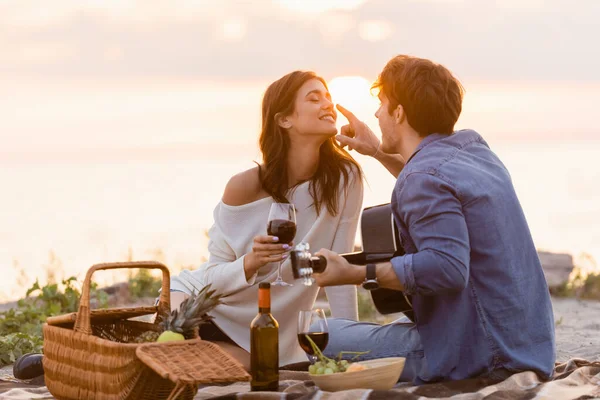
left=336, top=104, right=381, bottom=157
left=336, top=104, right=405, bottom=178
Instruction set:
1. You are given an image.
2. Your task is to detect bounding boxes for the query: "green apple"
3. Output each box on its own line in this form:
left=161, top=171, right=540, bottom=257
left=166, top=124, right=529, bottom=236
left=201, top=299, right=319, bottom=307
left=156, top=331, right=185, bottom=342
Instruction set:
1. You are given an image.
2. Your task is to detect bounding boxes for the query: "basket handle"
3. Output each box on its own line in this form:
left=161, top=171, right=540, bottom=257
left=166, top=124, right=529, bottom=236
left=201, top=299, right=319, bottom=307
left=73, top=261, right=171, bottom=335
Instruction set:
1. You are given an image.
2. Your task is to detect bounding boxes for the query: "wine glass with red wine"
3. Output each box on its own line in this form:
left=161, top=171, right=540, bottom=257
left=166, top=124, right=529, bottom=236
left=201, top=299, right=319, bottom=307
left=297, top=309, right=329, bottom=363
left=267, top=202, right=297, bottom=286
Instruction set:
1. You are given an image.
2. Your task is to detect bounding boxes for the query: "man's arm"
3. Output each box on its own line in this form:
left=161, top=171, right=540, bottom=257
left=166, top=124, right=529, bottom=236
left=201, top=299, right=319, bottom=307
left=335, top=104, right=405, bottom=178
left=314, top=172, right=470, bottom=295
left=373, top=151, right=405, bottom=178
left=311, top=252, right=404, bottom=291
left=375, top=261, right=405, bottom=290
left=392, top=172, right=470, bottom=295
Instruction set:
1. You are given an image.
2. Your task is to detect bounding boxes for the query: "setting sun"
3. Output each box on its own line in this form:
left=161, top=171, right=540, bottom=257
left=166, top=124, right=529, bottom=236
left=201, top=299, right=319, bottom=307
left=327, top=76, right=379, bottom=119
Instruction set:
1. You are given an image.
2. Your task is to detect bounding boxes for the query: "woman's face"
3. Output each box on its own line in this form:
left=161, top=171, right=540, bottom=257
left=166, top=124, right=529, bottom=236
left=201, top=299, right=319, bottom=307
left=282, top=78, right=337, bottom=137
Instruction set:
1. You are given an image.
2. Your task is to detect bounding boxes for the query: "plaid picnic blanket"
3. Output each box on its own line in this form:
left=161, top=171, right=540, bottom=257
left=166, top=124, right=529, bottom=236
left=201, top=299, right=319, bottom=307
left=1, top=359, right=599, bottom=399
left=194, top=359, right=600, bottom=400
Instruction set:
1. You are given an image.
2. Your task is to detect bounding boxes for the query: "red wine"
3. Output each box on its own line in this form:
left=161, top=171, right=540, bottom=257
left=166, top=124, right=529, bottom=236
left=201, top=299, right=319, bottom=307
left=297, top=332, right=329, bottom=355
left=267, top=219, right=297, bottom=244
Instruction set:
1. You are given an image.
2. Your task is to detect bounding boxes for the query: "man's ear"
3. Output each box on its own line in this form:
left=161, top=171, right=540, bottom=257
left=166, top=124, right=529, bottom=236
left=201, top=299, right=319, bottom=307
left=394, top=104, right=405, bottom=124
left=276, top=113, right=292, bottom=129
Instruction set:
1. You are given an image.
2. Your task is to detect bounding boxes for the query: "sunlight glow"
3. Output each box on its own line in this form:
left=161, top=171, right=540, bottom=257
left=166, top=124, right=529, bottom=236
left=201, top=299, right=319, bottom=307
left=318, top=14, right=355, bottom=44
left=359, top=20, right=393, bottom=42
left=275, top=0, right=367, bottom=14
left=103, top=46, right=124, bottom=62
left=328, top=76, right=379, bottom=120
left=218, top=17, right=247, bottom=42
left=19, top=42, right=75, bottom=64
left=496, top=0, right=545, bottom=11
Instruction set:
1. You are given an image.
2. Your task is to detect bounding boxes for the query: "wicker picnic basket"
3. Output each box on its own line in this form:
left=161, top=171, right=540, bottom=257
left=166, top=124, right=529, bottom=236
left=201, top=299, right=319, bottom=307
left=42, top=261, right=250, bottom=400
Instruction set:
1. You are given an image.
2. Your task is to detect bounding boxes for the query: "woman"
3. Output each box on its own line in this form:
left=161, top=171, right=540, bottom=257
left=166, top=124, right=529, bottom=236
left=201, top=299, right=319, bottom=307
left=170, top=71, right=363, bottom=368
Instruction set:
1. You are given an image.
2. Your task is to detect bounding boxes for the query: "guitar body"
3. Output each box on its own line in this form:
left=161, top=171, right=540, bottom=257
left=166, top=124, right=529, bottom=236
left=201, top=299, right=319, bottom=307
left=341, top=203, right=415, bottom=322
left=370, top=288, right=414, bottom=321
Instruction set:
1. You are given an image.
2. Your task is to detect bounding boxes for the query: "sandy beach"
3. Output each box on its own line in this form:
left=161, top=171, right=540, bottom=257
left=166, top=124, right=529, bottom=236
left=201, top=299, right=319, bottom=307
left=552, top=297, right=600, bottom=362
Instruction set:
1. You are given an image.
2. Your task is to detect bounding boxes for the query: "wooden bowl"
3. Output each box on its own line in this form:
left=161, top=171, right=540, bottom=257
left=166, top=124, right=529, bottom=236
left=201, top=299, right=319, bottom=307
left=309, top=357, right=405, bottom=392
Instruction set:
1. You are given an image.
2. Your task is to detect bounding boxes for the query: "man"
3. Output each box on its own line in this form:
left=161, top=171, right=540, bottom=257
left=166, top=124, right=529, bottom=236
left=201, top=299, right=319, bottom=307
left=314, top=55, right=555, bottom=384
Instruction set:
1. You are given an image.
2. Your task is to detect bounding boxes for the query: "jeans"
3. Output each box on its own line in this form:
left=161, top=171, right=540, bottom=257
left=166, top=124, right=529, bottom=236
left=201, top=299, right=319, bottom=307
left=323, top=315, right=424, bottom=382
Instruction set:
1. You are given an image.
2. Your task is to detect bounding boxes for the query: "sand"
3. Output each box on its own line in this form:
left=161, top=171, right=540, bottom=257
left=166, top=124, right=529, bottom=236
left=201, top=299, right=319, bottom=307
left=552, top=297, right=600, bottom=362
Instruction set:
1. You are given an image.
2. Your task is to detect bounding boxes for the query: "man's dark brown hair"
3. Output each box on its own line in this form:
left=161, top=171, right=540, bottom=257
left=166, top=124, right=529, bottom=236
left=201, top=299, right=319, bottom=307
left=372, top=55, right=465, bottom=136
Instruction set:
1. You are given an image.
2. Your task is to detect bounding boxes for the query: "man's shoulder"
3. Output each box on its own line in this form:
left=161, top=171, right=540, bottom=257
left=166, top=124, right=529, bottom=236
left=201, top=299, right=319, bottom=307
left=420, top=129, right=485, bottom=160
left=395, top=158, right=439, bottom=190
left=398, top=130, right=488, bottom=180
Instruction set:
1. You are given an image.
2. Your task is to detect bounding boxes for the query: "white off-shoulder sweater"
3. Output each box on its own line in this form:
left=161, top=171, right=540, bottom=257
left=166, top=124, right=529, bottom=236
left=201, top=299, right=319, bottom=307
left=171, top=171, right=363, bottom=365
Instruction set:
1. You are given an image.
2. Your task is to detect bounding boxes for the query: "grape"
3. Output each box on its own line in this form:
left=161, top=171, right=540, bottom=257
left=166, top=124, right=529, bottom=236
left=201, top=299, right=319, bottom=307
left=308, top=357, right=359, bottom=375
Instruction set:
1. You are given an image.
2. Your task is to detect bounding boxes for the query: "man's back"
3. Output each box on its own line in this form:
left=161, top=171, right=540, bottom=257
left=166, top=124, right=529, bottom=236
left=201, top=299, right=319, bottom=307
left=391, top=129, right=555, bottom=383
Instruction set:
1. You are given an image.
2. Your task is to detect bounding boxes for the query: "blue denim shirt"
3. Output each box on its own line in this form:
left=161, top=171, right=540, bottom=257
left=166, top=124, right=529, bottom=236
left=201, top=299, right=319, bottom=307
left=391, top=129, right=555, bottom=383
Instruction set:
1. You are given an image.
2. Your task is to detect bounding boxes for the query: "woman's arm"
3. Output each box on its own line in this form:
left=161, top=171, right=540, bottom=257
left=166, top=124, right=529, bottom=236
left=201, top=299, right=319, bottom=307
left=323, top=169, right=364, bottom=320
left=170, top=221, right=256, bottom=298
left=171, top=171, right=287, bottom=298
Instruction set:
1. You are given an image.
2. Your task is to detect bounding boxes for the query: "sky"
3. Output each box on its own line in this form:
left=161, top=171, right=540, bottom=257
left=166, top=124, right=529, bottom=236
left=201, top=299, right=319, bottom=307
left=1, top=0, right=599, bottom=156
left=1, top=0, right=598, bottom=82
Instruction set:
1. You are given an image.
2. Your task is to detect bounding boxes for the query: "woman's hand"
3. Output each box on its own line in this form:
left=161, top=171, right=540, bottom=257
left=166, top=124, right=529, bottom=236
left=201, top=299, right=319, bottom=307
left=244, top=235, right=292, bottom=280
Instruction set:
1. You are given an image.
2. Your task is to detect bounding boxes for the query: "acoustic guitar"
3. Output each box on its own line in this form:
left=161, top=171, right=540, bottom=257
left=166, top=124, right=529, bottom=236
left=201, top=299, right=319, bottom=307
left=290, top=203, right=415, bottom=322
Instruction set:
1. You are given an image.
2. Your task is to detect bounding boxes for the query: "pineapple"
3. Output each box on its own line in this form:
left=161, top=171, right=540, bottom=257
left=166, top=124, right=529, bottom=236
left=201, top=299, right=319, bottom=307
left=134, top=330, right=160, bottom=343
left=156, top=284, right=222, bottom=342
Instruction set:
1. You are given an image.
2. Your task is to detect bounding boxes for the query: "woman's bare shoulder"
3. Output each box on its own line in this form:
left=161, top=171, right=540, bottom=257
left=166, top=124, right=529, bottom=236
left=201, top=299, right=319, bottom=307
left=222, top=165, right=268, bottom=206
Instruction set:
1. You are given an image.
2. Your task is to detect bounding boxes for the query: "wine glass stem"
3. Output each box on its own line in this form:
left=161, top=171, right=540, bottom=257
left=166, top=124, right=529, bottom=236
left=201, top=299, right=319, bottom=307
left=276, top=261, right=283, bottom=281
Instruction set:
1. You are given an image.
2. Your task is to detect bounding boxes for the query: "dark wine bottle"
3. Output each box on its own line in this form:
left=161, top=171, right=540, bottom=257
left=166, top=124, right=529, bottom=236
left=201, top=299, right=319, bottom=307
left=250, top=282, right=279, bottom=392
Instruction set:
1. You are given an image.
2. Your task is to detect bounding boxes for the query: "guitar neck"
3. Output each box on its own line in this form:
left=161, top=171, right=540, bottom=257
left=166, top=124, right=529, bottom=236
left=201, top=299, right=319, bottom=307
left=341, top=252, right=397, bottom=265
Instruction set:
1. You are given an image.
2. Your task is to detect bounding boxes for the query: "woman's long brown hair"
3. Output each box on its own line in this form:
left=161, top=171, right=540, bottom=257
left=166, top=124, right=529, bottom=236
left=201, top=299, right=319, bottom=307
left=259, top=71, right=362, bottom=216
